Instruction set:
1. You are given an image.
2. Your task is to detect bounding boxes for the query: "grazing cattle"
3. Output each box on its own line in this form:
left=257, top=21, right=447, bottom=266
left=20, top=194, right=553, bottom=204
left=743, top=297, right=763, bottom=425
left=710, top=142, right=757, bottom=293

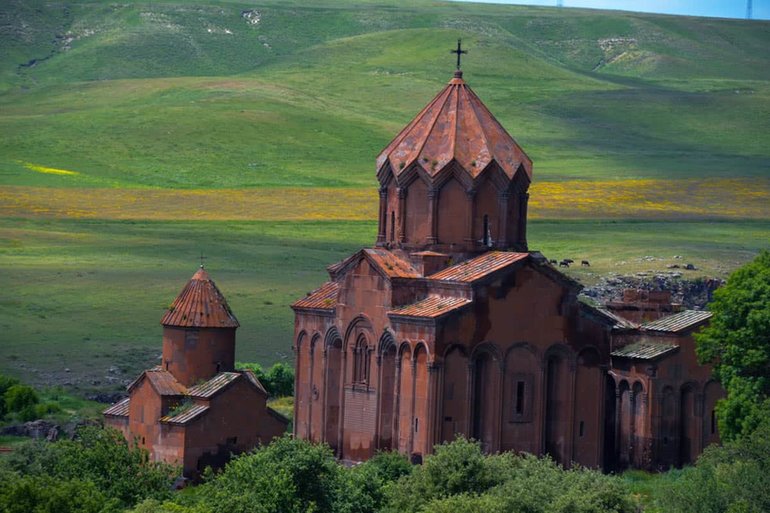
left=581, top=260, right=590, bottom=267
left=685, top=263, right=697, bottom=270
left=564, top=258, right=574, bottom=264
left=559, top=260, right=570, bottom=268
left=549, top=259, right=558, bottom=265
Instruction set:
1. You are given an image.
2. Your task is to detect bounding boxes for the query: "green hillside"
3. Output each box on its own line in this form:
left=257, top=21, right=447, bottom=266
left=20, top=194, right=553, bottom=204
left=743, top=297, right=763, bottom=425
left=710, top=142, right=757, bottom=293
left=1, top=0, right=769, bottom=188
left=0, top=0, right=769, bottom=388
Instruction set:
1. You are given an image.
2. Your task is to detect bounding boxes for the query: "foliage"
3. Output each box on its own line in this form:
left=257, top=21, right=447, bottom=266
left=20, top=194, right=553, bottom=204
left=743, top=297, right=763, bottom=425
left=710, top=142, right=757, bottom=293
left=1, top=426, right=176, bottom=509
left=696, top=250, right=770, bottom=440
left=3, top=384, right=40, bottom=421
left=198, top=435, right=343, bottom=513
left=0, top=375, right=20, bottom=418
left=656, top=413, right=770, bottom=513
left=0, top=473, right=121, bottom=513
left=237, top=362, right=294, bottom=397
left=385, top=437, right=635, bottom=513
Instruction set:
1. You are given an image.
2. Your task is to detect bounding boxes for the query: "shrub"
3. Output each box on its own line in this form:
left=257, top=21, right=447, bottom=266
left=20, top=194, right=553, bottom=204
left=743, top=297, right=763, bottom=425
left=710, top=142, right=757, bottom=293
left=2, top=426, right=176, bottom=508
left=0, top=473, right=121, bottom=513
left=4, top=385, right=39, bottom=413
left=656, top=412, right=770, bottom=513
left=236, top=361, right=294, bottom=397
left=199, top=434, right=343, bottom=513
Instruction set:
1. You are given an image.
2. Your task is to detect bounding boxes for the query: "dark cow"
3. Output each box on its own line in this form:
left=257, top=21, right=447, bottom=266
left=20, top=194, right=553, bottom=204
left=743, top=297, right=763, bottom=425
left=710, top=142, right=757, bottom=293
left=581, top=260, right=590, bottom=267
left=559, top=260, right=570, bottom=268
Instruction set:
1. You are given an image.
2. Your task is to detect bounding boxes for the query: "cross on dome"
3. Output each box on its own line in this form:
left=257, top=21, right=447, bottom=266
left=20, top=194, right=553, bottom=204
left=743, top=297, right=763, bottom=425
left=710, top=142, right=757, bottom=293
left=451, top=38, right=467, bottom=70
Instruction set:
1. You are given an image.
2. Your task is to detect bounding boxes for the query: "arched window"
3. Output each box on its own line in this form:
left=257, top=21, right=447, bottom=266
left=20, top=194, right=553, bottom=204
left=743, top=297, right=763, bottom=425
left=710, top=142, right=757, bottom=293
left=353, top=334, right=370, bottom=385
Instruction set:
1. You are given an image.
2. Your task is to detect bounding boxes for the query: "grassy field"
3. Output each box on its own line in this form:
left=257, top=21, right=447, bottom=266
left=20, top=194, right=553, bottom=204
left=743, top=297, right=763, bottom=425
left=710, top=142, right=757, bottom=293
left=0, top=0, right=768, bottom=391
left=2, top=217, right=767, bottom=390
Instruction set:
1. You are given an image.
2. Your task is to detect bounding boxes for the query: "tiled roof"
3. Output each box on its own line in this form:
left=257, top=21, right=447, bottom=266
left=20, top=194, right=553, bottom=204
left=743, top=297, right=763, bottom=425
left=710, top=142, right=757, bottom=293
left=642, top=310, right=713, bottom=333
left=128, top=368, right=187, bottom=396
left=376, top=72, right=532, bottom=182
left=594, top=307, right=639, bottom=330
left=430, top=251, right=528, bottom=282
left=292, top=281, right=339, bottom=311
left=188, top=372, right=241, bottom=398
left=389, top=295, right=472, bottom=319
left=161, top=267, right=239, bottom=328
left=364, top=248, right=421, bottom=278
left=103, top=397, right=130, bottom=417
left=611, top=342, right=678, bottom=360
left=327, top=249, right=421, bottom=281
left=160, top=404, right=209, bottom=425
left=241, top=369, right=268, bottom=396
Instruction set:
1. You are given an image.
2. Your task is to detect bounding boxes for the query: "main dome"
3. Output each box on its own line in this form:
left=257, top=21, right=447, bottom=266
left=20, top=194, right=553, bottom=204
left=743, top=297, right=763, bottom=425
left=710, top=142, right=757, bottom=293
left=376, top=71, right=532, bottom=182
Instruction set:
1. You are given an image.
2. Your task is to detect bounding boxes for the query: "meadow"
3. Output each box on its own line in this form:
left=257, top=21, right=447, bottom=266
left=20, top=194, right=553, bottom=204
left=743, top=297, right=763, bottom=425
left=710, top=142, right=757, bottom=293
left=0, top=0, right=768, bottom=390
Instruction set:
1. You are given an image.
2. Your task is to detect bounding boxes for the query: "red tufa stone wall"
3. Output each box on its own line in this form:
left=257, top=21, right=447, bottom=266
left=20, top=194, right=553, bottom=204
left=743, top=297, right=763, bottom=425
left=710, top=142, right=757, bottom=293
left=378, top=171, right=530, bottom=254
left=295, top=260, right=617, bottom=468
left=161, top=326, right=235, bottom=387
left=610, top=329, right=724, bottom=470
left=125, top=379, right=184, bottom=466
left=104, top=415, right=130, bottom=440
left=182, top=379, right=286, bottom=476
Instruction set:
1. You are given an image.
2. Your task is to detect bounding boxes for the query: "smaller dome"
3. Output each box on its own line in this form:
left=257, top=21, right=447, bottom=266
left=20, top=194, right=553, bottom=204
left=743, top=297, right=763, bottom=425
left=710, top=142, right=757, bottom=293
left=161, top=267, right=240, bottom=328
left=376, top=72, right=532, bottom=182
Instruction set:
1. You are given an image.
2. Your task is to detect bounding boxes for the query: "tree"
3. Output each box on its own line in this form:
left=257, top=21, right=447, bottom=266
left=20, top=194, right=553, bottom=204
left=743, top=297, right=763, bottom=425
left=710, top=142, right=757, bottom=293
left=696, top=250, right=770, bottom=440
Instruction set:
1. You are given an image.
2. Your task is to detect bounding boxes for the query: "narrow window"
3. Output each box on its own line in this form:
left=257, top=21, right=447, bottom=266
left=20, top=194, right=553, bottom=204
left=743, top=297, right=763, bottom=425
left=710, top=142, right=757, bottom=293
left=482, top=214, right=489, bottom=246
left=215, top=362, right=221, bottom=373
left=711, top=409, right=716, bottom=434
left=515, top=381, right=525, bottom=415
left=353, top=335, right=369, bottom=385
left=141, top=436, right=145, bottom=445
left=390, top=211, right=395, bottom=242
left=414, top=418, right=419, bottom=433
left=579, top=421, right=585, bottom=437
left=164, top=361, right=169, bottom=370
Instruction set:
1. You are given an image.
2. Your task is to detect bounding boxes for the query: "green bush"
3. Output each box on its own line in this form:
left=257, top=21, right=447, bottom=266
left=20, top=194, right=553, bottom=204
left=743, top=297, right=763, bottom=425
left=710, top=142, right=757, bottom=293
left=0, top=375, right=20, bottom=418
left=199, top=434, right=343, bottom=513
left=0, top=473, right=121, bottom=513
left=1, top=426, right=176, bottom=509
left=4, top=385, right=39, bottom=414
left=656, top=412, right=770, bottom=513
left=385, top=438, right=635, bottom=513
left=236, top=362, right=294, bottom=397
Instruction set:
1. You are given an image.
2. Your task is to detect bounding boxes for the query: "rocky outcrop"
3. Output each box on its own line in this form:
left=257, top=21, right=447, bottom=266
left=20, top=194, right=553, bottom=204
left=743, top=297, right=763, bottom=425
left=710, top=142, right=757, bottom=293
left=582, top=273, right=724, bottom=309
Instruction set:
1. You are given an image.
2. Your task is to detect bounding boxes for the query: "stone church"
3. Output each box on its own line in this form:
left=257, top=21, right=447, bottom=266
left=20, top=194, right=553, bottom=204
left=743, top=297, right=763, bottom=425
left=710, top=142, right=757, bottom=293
left=105, top=266, right=288, bottom=477
left=292, top=66, right=723, bottom=471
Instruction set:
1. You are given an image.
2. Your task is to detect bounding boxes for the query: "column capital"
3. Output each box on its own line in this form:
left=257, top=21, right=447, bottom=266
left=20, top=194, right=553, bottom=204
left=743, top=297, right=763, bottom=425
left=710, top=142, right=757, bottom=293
left=397, top=187, right=408, bottom=199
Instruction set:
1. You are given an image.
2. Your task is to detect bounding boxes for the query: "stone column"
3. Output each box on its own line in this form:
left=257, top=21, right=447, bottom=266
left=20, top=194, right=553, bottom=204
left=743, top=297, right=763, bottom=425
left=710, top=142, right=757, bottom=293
left=498, top=191, right=510, bottom=249
left=517, top=192, right=529, bottom=251
left=464, top=188, right=477, bottom=247
left=377, top=186, right=388, bottom=245
left=427, top=186, right=438, bottom=245
left=393, top=358, right=402, bottom=453
left=426, top=362, right=440, bottom=455
left=397, top=187, right=407, bottom=244
left=374, top=353, right=383, bottom=449
left=321, top=349, right=328, bottom=443
left=465, top=360, right=476, bottom=437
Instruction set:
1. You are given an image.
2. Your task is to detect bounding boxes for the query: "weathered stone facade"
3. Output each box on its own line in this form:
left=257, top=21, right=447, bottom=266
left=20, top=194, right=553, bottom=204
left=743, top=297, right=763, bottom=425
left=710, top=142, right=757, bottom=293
left=292, top=71, right=722, bottom=470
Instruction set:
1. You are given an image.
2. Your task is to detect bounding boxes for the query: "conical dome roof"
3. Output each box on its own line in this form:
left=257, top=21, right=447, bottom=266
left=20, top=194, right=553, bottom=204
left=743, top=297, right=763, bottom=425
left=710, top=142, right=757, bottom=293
left=376, top=71, right=532, bottom=182
left=161, top=267, right=239, bottom=328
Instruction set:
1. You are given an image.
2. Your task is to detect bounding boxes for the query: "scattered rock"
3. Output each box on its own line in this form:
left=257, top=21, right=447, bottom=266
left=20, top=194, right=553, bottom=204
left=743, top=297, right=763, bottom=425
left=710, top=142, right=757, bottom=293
left=1, top=420, right=60, bottom=441
left=241, top=9, right=261, bottom=25
left=87, top=392, right=126, bottom=404
left=581, top=274, right=723, bottom=309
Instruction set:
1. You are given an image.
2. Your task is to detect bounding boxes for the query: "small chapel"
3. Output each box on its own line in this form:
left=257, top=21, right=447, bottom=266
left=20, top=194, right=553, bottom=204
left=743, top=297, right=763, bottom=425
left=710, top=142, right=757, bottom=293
left=104, top=266, right=288, bottom=477
left=292, top=48, right=723, bottom=471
